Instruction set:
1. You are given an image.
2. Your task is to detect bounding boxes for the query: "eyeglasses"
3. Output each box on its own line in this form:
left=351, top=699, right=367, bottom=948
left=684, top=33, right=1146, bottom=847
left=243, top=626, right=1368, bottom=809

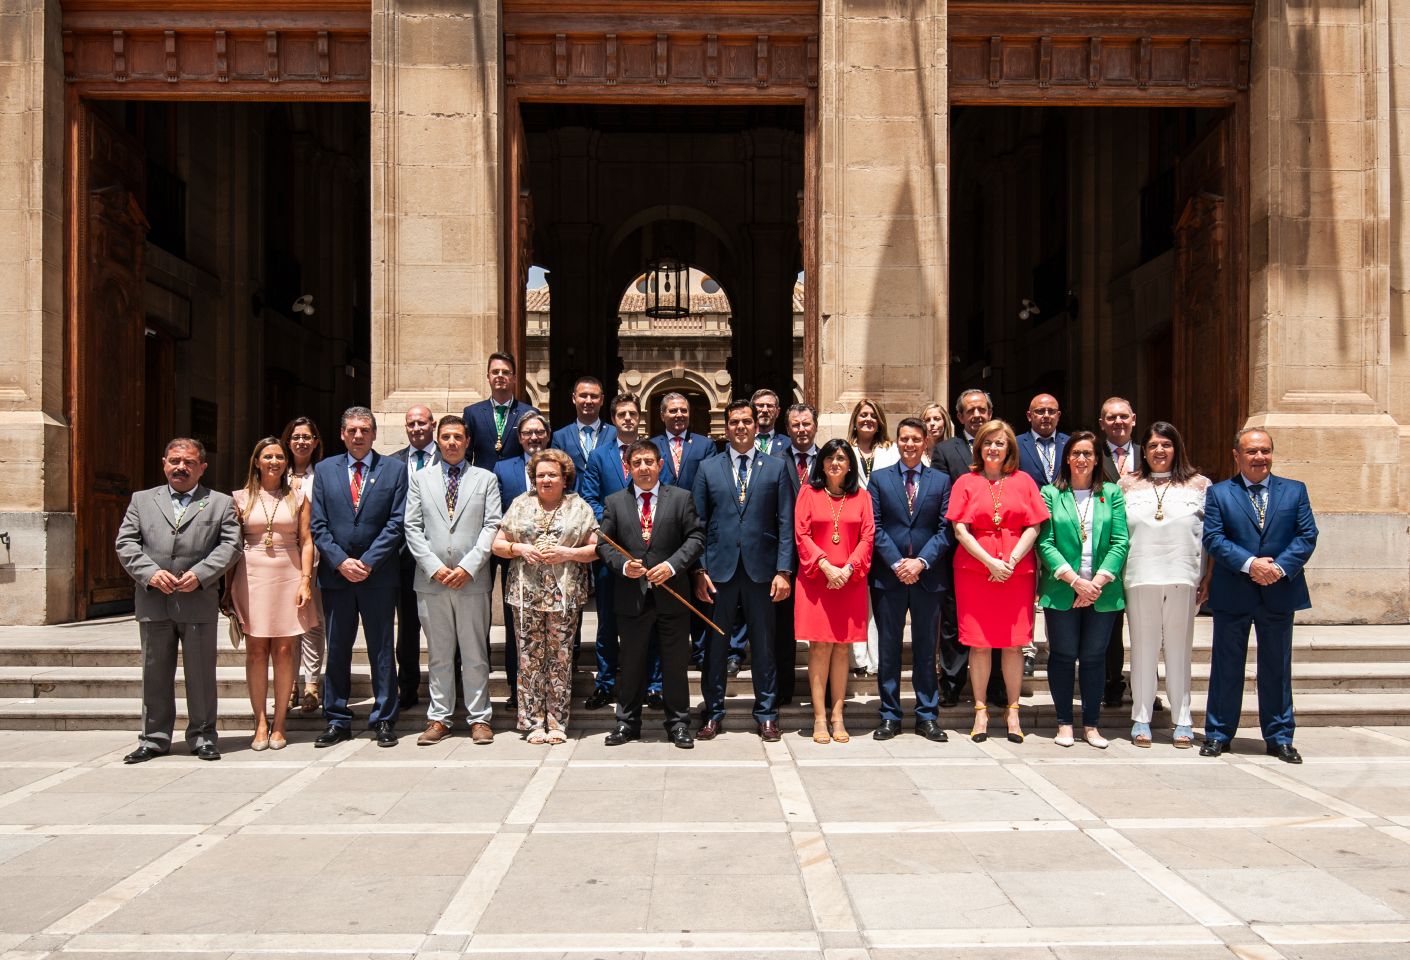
left=520, top=429, right=548, bottom=438
left=1030, top=407, right=1059, bottom=416
left=289, top=434, right=316, bottom=442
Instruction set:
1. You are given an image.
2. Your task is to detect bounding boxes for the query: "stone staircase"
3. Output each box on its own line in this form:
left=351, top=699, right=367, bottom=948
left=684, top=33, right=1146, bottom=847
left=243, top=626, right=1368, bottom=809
left=0, top=612, right=1405, bottom=733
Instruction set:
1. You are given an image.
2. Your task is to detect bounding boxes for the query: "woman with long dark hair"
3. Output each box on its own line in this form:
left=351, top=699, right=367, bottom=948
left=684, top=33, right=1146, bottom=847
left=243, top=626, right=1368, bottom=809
left=279, top=417, right=325, bottom=714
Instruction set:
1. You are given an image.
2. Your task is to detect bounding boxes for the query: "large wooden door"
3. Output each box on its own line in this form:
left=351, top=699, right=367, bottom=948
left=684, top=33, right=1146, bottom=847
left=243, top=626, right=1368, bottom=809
left=1172, top=111, right=1246, bottom=481
left=69, top=103, right=150, bottom=618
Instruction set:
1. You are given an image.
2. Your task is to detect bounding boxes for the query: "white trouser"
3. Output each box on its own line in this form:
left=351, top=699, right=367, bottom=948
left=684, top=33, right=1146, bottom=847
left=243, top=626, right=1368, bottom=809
left=1125, top=583, right=1196, bottom=727
left=850, top=594, right=880, bottom=672
left=417, top=588, right=493, bottom=726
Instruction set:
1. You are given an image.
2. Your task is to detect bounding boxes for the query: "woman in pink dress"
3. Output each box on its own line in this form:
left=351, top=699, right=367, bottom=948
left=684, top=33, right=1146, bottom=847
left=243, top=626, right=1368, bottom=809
left=228, top=437, right=316, bottom=751
left=946, top=420, right=1049, bottom=744
left=795, top=439, right=875, bottom=744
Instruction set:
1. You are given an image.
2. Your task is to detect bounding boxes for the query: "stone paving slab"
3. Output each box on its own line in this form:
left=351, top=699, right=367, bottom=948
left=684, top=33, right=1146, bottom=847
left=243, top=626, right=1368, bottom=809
left=0, top=728, right=1406, bottom=959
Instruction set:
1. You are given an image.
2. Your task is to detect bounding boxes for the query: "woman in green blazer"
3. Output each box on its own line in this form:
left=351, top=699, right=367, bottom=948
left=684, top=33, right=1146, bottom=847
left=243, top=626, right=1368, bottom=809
left=1037, top=431, right=1129, bottom=749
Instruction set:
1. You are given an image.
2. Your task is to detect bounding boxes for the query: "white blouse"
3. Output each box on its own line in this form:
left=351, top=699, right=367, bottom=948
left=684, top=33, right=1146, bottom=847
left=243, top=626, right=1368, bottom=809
left=853, top=442, right=900, bottom=489
left=1118, top=472, right=1210, bottom=588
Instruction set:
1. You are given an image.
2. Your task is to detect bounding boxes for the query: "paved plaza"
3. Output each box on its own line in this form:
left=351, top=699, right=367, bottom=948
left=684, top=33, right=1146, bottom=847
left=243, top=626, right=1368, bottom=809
left=0, top=724, right=1404, bottom=959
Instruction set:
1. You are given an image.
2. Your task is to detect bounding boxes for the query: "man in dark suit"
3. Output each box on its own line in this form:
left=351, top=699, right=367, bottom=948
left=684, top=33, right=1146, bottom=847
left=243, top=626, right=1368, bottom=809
left=652, top=391, right=715, bottom=492
left=870, top=418, right=953, bottom=741
left=750, top=388, right=789, bottom=456
left=772, top=402, right=820, bottom=706
left=490, top=412, right=552, bottom=706
left=1200, top=428, right=1318, bottom=764
left=389, top=404, right=438, bottom=709
left=692, top=399, right=795, bottom=741
left=1015, top=393, right=1068, bottom=489
left=930, top=388, right=992, bottom=705
left=114, top=438, right=241, bottom=763
left=551, top=375, right=613, bottom=480
left=1097, top=396, right=1142, bottom=706
left=579, top=393, right=647, bottom=709
left=462, top=352, right=537, bottom=468
left=598, top=439, right=706, bottom=748
left=310, top=406, right=410, bottom=747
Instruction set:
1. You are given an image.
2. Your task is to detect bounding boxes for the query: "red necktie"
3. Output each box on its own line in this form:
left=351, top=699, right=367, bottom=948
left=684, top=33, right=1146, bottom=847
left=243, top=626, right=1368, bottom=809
left=796, top=451, right=808, bottom=481
left=672, top=436, right=683, bottom=472
left=620, top=444, right=631, bottom=482
left=905, top=468, right=917, bottom=513
left=639, top=491, right=653, bottom=542
left=1116, top=447, right=1128, bottom=474
left=350, top=460, right=364, bottom=509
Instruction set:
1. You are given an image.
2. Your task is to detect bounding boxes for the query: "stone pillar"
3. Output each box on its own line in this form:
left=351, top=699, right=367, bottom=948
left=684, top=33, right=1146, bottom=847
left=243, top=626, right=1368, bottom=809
left=816, top=0, right=947, bottom=434
left=1250, top=0, right=1407, bottom=621
left=371, top=0, right=501, bottom=436
left=0, top=0, right=70, bottom=624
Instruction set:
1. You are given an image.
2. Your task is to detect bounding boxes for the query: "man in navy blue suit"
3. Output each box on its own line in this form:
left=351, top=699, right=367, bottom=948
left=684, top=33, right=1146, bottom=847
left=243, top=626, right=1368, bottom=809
left=1201, top=428, right=1318, bottom=764
left=309, top=406, right=409, bottom=747
left=462, top=352, right=537, bottom=468
left=551, top=376, right=614, bottom=480
left=869, top=418, right=952, bottom=742
left=652, top=392, right=715, bottom=492
left=491, top=412, right=552, bottom=705
left=692, top=399, right=795, bottom=741
left=1015, top=393, right=1067, bottom=489
left=750, top=388, right=789, bottom=456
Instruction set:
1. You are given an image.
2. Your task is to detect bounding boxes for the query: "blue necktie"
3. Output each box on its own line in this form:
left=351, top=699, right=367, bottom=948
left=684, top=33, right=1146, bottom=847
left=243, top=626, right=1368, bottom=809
left=736, top=453, right=749, bottom=504
left=415, top=450, right=427, bottom=470
left=581, top=425, right=595, bottom=455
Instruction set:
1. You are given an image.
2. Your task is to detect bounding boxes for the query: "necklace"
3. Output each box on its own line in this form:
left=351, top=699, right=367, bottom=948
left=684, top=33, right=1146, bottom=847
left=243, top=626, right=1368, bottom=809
left=1075, top=490, right=1094, bottom=543
left=256, top=488, right=280, bottom=548
left=986, top=475, right=1005, bottom=526
left=859, top=452, right=874, bottom=479
left=534, top=500, right=561, bottom=551
left=1152, top=477, right=1171, bottom=521
left=826, top=489, right=845, bottom=544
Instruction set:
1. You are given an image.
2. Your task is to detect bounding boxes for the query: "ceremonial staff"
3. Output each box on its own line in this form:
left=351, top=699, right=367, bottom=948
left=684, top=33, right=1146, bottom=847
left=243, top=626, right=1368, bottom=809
left=593, top=526, right=724, bottom=636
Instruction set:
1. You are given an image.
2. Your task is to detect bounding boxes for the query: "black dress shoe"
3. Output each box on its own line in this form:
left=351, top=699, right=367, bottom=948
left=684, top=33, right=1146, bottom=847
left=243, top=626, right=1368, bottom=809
left=193, top=743, right=221, bottom=761
left=1266, top=742, right=1303, bottom=764
left=398, top=695, right=420, bottom=711
left=584, top=689, right=613, bottom=710
left=872, top=719, right=902, bottom=741
left=1023, top=654, right=1036, bottom=677
left=1103, top=681, right=1127, bottom=709
left=1199, top=738, right=1229, bottom=757
left=668, top=724, right=694, bottom=749
left=1153, top=697, right=1165, bottom=712
left=758, top=720, right=781, bottom=742
left=726, top=659, right=742, bottom=677
left=915, top=719, right=949, bottom=743
left=939, top=688, right=961, bottom=709
left=646, top=691, right=665, bottom=710
left=374, top=721, right=398, bottom=747
left=696, top=718, right=722, bottom=740
left=314, top=723, right=352, bottom=748
left=604, top=723, right=640, bottom=746
left=123, top=745, right=166, bottom=764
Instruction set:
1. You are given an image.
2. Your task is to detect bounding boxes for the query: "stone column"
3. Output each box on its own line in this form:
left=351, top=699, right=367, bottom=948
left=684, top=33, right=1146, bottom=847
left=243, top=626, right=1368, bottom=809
left=816, top=0, right=947, bottom=433
left=0, top=0, right=69, bottom=624
left=371, top=0, right=501, bottom=435
left=1250, top=0, right=1406, bottom=621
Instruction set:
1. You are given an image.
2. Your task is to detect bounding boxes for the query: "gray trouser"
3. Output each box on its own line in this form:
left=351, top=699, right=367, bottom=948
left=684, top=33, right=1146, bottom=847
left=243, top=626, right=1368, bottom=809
left=417, top=589, right=493, bottom=726
left=139, top=619, right=218, bottom=751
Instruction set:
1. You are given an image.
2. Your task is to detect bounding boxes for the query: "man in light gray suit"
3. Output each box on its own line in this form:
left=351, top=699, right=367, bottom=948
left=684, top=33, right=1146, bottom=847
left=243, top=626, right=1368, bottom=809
left=404, top=414, right=503, bottom=745
left=114, top=437, right=241, bottom=763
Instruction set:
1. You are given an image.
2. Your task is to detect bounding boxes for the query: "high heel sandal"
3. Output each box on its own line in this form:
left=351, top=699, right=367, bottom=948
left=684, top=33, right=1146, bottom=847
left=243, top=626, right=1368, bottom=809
left=831, top=721, right=850, bottom=744
left=812, top=722, right=831, bottom=745
left=970, top=702, right=988, bottom=743
left=1006, top=703, right=1025, bottom=744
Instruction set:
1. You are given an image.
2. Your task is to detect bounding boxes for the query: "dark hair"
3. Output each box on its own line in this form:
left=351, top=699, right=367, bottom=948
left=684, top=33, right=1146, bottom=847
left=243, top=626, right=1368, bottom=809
left=340, top=406, right=377, bottom=432
left=895, top=417, right=926, bottom=440
left=487, top=351, right=516, bottom=374
left=809, top=438, right=861, bottom=495
left=573, top=375, right=603, bottom=392
left=724, top=399, right=756, bottom=423
left=785, top=402, right=818, bottom=423
left=517, top=412, right=551, bottom=437
left=953, top=388, right=993, bottom=419
left=609, top=392, right=640, bottom=417
left=164, top=437, right=208, bottom=462
left=1054, top=430, right=1102, bottom=493
left=848, top=398, right=891, bottom=446
left=1140, top=421, right=1199, bottom=483
left=626, top=438, right=661, bottom=464
left=435, top=414, right=466, bottom=436
left=238, top=437, right=294, bottom=521
left=280, top=417, right=322, bottom=466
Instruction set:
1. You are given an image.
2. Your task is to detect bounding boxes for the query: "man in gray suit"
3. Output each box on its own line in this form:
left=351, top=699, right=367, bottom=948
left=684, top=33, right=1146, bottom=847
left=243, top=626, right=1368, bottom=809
left=114, top=437, right=241, bottom=763
left=404, top=415, right=503, bottom=746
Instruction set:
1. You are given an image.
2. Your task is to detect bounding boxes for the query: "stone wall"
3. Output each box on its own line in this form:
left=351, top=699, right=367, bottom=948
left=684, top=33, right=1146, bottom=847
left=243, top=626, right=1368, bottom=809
left=0, top=0, right=68, bottom=624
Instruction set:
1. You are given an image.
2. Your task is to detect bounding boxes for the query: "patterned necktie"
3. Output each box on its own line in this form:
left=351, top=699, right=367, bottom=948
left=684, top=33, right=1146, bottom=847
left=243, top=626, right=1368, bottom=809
left=172, top=492, right=190, bottom=525
left=1249, top=483, right=1267, bottom=529
left=796, top=451, right=808, bottom=482
left=1039, top=439, right=1054, bottom=482
left=581, top=425, right=595, bottom=455
left=494, top=403, right=508, bottom=436
left=639, top=491, right=653, bottom=542
left=736, top=453, right=750, bottom=505
left=672, top=436, right=684, bottom=472
left=905, top=468, right=918, bottom=513
left=415, top=449, right=427, bottom=470
left=756, top=433, right=769, bottom=454
left=1116, top=446, right=1128, bottom=474
left=446, top=463, right=461, bottom=518
left=620, top=444, right=631, bottom=482
left=350, top=460, right=364, bottom=509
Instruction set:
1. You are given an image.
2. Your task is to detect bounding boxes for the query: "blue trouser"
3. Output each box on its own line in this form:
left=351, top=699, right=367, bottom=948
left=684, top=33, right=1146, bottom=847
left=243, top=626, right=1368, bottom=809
left=873, top=585, right=942, bottom=721
left=1044, top=606, right=1117, bottom=727
left=701, top=574, right=777, bottom=723
left=322, top=585, right=399, bottom=729
left=1205, top=608, right=1295, bottom=746
left=593, top=561, right=619, bottom=693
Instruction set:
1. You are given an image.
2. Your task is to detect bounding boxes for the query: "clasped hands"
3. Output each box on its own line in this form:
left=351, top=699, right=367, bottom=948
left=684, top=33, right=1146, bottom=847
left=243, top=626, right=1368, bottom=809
left=624, top=559, right=674, bottom=585
left=1248, top=557, right=1284, bottom=586
left=819, top=559, right=852, bottom=590
left=432, top=565, right=471, bottom=590
left=893, top=558, right=925, bottom=586
left=515, top=543, right=570, bottom=565
left=1067, top=576, right=1104, bottom=608
left=148, top=570, right=202, bottom=594
left=984, top=555, right=1017, bottom=583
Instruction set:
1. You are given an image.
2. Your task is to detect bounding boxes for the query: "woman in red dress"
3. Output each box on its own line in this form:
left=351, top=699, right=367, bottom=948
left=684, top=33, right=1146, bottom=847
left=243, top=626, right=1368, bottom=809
left=947, top=420, right=1049, bottom=743
left=795, top=439, right=875, bottom=744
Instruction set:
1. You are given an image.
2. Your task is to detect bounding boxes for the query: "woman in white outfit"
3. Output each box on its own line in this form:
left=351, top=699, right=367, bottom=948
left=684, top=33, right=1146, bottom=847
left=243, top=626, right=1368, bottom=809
left=1118, top=421, right=1210, bottom=748
left=847, top=398, right=898, bottom=676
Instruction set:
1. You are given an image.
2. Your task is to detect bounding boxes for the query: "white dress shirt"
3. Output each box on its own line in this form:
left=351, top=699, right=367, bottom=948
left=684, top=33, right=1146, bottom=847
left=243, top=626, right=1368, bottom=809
left=632, top=482, right=673, bottom=575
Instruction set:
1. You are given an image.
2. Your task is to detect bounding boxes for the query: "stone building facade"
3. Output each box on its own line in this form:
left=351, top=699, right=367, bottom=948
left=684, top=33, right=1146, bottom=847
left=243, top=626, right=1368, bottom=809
left=0, top=0, right=1407, bottom=624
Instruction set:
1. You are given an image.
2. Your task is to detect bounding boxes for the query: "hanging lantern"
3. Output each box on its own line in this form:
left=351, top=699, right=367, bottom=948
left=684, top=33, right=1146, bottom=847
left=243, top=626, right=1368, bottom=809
left=644, top=255, right=690, bottom=319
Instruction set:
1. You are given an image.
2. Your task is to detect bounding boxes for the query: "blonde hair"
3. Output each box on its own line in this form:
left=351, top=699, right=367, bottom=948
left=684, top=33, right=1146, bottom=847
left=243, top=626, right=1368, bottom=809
left=239, top=437, right=295, bottom=521
left=846, top=398, right=891, bottom=447
left=968, top=420, right=1019, bottom=475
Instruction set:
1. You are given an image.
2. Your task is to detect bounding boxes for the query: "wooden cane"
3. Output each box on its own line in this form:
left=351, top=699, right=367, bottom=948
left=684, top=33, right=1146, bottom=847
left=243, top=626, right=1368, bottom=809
left=594, top=527, right=725, bottom=635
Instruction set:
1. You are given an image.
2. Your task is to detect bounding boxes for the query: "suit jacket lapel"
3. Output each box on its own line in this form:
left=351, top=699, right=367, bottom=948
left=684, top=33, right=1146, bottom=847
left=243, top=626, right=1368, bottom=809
left=156, top=487, right=179, bottom=529
left=740, top=452, right=761, bottom=513
left=424, top=467, right=452, bottom=528
left=1092, top=486, right=1107, bottom=551
left=177, top=484, right=211, bottom=531
left=1231, top=478, right=1262, bottom=531
left=355, top=452, right=384, bottom=515
left=1261, top=476, right=1288, bottom=539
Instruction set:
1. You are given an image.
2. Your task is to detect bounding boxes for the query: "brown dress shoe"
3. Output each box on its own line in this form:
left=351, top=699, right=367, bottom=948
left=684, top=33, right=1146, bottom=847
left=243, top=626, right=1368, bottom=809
left=758, top=720, right=781, bottom=742
left=696, top=718, right=722, bottom=740
left=416, top=721, right=451, bottom=746
left=470, top=722, right=494, bottom=745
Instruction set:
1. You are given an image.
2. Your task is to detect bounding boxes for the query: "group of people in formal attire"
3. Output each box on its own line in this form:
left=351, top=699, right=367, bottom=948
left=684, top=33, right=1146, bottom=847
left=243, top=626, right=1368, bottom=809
left=113, top=353, right=1319, bottom=764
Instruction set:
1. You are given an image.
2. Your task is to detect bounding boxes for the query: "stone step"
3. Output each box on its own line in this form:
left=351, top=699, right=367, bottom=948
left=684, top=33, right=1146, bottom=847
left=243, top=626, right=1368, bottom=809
left=0, top=691, right=1400, bottom=733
